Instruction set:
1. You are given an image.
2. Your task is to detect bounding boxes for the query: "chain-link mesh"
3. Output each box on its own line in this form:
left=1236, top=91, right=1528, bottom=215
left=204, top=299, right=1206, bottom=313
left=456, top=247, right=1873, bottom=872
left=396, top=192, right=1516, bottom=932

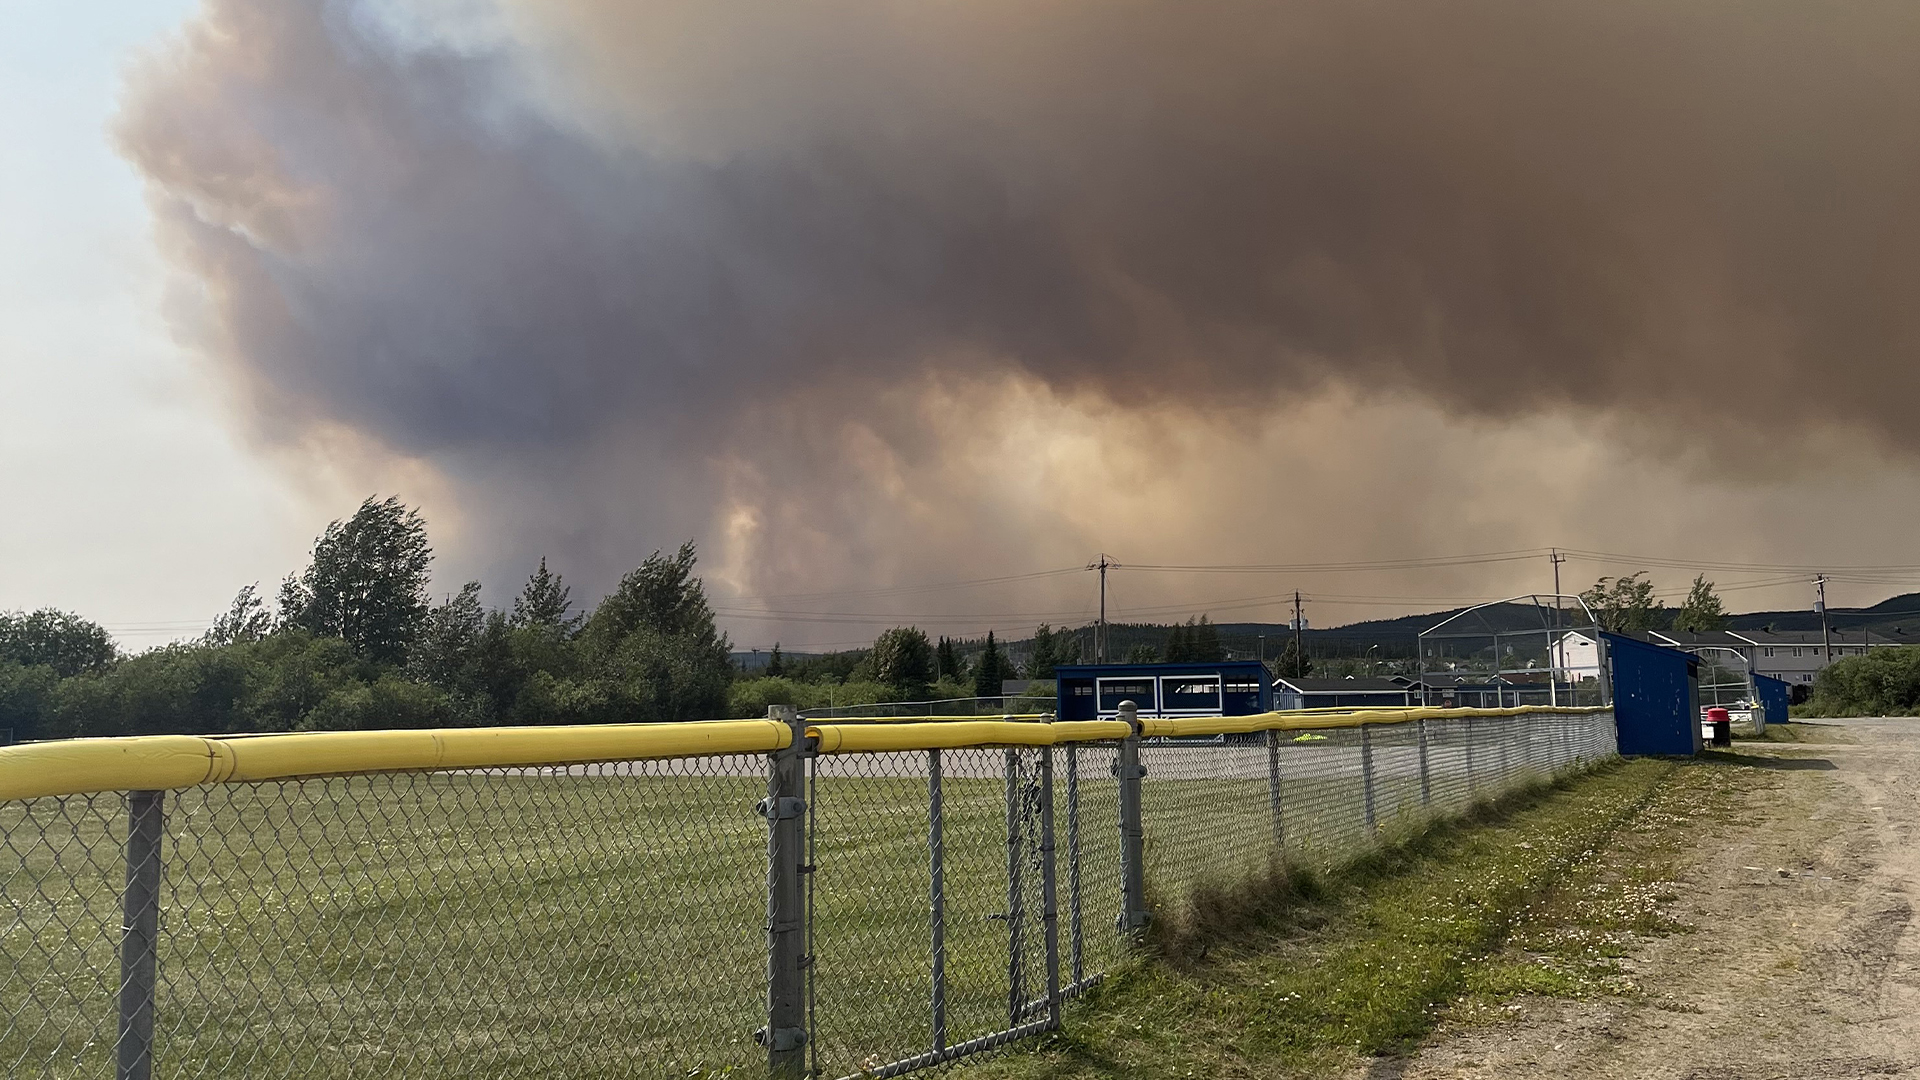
left=1058, top=743, right=1124, bottom=992
left=2, top=709, right=1617, bottom=1080
left=1137, top=738, right=1272, bottom=910
left=808, top=744, right=1076, bottom=1079
left=2, top=793, right=128, bottom=1079
left=5, top=760, right=770, bottom=1080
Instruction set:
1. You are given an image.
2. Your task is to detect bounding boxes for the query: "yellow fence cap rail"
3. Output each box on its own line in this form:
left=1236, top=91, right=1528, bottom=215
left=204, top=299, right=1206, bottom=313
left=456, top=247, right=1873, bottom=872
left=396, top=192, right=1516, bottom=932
left=0, top=736, right=236, bottom=803
left=0, top=719, right=794, bottom=801
left=1136, top=703, right=1611, bottom=739
left=808, top=719, right=1130, bottom=754
left=815, top=713, right=1051, bottom=725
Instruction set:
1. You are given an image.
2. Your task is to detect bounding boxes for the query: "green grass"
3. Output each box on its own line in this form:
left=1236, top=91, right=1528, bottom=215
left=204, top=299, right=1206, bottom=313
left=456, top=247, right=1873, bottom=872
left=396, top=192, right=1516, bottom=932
left=957, top=757, right=1723, bottom=1080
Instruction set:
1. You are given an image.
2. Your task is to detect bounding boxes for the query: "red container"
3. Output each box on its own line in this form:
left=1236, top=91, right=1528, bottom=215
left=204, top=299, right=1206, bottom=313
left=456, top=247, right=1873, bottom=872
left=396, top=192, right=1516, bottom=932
left=1706, top=707, right=1731, bottom=723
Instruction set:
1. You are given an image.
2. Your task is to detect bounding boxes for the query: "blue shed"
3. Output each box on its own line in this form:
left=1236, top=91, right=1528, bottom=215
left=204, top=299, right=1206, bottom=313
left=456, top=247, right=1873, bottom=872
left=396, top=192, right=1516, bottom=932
left=1603, top=631, right=1702, bottom=756
left=1055, top=661, right=1271, bottom=720
left=1753, top=673, right=1791, bottom=726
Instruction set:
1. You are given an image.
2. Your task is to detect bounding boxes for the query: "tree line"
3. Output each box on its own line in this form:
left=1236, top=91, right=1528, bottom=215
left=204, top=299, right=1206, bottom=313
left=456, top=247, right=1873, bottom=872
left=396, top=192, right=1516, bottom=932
left=0, top=498, right=1115, bottom=740
left=0, top=500, right=1740, bottom=742
left=0, top=498, right=740, bottom=740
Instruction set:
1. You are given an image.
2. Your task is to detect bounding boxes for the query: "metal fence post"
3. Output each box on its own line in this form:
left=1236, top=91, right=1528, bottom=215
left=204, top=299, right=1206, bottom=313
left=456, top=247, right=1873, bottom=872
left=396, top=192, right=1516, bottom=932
left=1463, top=714, right=1476, bottom=797
left=1496, top=715, right=1512, bottom=790
left=1416, top=718, right=1432, bottom=808
left=1359, top=723, right=1378, bottom=835
left=1037, top=746, right=1063, bottom=1028
left=118, top=790, right=164, bottom=1080
left=760, top=706, right=809, bottom=1075
left=1115, top=701, right=1150, bottom=932
left=1065, top=744, right=1083, bottom=987
left=928, top=747, right=947, bottom=1052
left=1004, top=749, right=1027, bottom=1026
left=1266, top=728, right=1286, bottom=857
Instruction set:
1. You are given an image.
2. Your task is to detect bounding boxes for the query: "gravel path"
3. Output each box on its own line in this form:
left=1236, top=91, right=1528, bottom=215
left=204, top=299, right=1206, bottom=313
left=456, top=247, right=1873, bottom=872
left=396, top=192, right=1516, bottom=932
left=1355, top=718, right=1920, bottom=1080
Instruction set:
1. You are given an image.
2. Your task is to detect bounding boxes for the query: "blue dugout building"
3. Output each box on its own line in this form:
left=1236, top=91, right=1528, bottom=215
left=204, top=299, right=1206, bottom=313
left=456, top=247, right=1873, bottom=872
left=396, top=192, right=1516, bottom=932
left=1603, top=631, right=1703, bottom=756
left=1054, top=661, right=1272, bottom=721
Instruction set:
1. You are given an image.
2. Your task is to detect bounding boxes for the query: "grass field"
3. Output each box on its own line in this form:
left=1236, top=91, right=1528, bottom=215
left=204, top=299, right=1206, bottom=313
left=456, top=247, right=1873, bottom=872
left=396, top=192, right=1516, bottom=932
left=1, top=717, right=1608, bottom=1080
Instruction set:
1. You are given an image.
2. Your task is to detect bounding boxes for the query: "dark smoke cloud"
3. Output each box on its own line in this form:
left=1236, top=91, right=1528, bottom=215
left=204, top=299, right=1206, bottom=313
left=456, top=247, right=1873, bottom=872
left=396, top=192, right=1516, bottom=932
left=119, top=0, right=1920, bottom=629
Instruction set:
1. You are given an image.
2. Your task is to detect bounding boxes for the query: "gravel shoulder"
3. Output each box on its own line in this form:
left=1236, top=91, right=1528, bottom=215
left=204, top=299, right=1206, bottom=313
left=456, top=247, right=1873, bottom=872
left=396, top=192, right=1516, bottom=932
left=1362, top=718, right=1920, bottom=1080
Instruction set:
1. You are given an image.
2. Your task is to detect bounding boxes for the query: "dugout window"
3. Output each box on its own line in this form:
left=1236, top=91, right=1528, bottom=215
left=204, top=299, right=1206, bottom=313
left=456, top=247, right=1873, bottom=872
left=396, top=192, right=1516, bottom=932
left=1159, top=675, right=1223, bottom=714
left=1096, top=678, right=1157, bottom=714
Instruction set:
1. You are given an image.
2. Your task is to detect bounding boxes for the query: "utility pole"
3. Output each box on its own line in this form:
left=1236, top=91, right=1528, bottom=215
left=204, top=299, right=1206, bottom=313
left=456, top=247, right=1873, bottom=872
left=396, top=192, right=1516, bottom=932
left=1814, top=575, right=1832, bottom=668
left=1291, top=591, right=1305, bottom=678
left=1549, top=548, right=1567, bottom=707
left=1089, top=554, right=1119, bottom=665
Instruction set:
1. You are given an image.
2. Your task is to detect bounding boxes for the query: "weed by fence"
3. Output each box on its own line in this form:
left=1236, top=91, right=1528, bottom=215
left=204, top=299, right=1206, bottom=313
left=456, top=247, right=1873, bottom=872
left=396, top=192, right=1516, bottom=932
left=1, top=704, right=1615, bottom=1079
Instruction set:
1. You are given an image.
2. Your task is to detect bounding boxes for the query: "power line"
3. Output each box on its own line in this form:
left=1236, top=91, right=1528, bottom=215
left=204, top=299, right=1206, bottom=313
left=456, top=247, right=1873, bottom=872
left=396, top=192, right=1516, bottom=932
left=714, top=566, right=1086, bottom=607
left=1125, top=549, right=1552, bottom=575
left=1560, top=548, right=1920, bottom=575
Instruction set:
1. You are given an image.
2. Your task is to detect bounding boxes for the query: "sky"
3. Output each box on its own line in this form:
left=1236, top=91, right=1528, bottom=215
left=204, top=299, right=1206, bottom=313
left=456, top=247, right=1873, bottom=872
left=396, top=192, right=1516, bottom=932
left=0, top=0, right=321, bottom=647
left=7, top=0, right=1920, bottom=654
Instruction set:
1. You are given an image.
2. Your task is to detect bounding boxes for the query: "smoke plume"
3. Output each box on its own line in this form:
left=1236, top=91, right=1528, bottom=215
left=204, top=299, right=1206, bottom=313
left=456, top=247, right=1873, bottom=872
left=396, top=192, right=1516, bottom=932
left=119, top=0, right=1920, bottom=639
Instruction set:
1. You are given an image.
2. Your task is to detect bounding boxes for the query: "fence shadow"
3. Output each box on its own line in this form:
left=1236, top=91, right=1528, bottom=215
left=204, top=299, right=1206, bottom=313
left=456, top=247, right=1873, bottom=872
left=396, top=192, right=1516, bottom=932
left=1697, top=750, right=1838, bottom=771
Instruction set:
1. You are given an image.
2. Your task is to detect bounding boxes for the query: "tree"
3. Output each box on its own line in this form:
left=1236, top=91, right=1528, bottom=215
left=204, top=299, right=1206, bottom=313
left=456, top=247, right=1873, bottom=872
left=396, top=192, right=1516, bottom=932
left=1190, top=615, right=1224, bottom=662
left=1123, top=643, right=1160, bottom=664
left=766, top=643, right=786, bottom=678
left=203, top=585, right=273, bottom=647
left=1580, top=572, right=1660, bottom=634
left=410, top=583, right=486, bottom=692
left=512, top=558, right=579, bottom=634
left=1276, top=637, right=1312, bottom=678
left=1027, top=624, right=1061, bottom=679
left=1164, top=622, right=1192, bottom=663
left=579, top=542, right=733, bottom=721
left=869, top=627, right=935, bottom=700
left=0, top=609, right=116, bottom=677
left=279, top=496, right=433, bottom=665
left=935, top=637, right=961, bottom=681
left=972, top=631, right=1007, bottom=698
left=1671, top=575, right=1726, bottom=633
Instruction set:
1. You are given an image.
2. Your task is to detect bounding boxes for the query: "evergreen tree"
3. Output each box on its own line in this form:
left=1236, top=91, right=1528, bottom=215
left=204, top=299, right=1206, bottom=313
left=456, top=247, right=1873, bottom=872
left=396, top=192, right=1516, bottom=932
left=1276, top=637, right=1312, bottom=678
left=1027, top=624, right=1061, bottom=679
left=972, top=631, right=1006, bottom=698
left=1191, top=615, right=1224, bottom=662
left=512, top=558, right=578, bottom=633
left=766, top=643, right=786, bottom=678
left=1671, top=575, right=1726, bottom=633
left=936, top=636, right=961, bottom=681
left=1123, top=643, right=1160, bottom=664
left=1164, top=621, right=1192, bottom=662
left=279, top=496, right=433, bottom=665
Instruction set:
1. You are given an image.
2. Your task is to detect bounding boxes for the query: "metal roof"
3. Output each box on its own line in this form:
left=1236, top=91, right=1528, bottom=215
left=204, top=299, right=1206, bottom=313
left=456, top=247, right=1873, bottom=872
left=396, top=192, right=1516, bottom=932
left=1272, top=677, right=1409, bottom=693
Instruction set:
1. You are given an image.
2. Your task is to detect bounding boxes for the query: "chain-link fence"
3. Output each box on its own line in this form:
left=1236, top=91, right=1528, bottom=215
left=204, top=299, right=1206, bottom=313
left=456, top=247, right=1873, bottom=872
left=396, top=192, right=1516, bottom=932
left=2, top=705, right=1615, bottom=1080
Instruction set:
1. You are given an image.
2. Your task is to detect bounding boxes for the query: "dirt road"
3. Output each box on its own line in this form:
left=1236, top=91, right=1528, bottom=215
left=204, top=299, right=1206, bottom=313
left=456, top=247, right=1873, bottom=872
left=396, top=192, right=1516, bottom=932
left=1364, top=718, right=1920, bottom=1080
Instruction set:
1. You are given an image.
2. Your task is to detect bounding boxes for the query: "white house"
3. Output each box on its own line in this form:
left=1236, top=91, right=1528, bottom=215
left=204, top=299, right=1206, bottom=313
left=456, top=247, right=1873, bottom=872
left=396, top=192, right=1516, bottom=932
left=1548, top=630, right=1604, bottom=683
